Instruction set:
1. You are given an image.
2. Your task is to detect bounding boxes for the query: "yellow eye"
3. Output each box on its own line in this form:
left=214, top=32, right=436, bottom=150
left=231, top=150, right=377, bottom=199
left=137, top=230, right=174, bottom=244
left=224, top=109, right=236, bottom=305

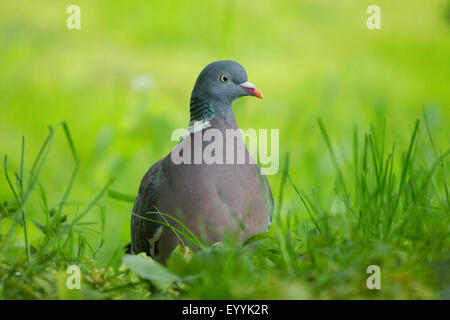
left=220, top=74, right=229, bottom=82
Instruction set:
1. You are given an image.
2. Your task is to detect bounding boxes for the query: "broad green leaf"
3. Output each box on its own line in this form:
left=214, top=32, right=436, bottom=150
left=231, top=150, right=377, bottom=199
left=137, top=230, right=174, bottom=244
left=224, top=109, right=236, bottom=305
left=243, top=232, right=275, bottom=246
left=122, top=254, right=181, bottom=283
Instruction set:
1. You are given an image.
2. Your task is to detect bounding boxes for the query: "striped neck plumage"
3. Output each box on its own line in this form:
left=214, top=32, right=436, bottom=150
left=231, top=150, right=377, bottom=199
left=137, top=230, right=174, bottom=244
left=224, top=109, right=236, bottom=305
left=189, top=97, right=215, bottom=123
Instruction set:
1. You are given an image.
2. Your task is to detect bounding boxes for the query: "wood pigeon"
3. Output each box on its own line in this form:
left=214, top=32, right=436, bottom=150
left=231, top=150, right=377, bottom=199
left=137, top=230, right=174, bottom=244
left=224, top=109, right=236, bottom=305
left=131, top=60, right=273, bottom=263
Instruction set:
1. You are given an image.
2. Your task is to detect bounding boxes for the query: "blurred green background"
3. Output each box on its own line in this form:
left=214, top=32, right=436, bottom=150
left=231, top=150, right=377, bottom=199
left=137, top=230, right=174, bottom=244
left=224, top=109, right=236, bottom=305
left=1, top=0, right=449, bottom=268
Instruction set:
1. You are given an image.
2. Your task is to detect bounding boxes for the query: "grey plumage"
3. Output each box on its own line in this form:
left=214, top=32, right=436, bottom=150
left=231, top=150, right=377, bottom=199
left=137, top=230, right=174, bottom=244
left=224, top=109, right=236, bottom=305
left=131, top=61, right=273, bottom=263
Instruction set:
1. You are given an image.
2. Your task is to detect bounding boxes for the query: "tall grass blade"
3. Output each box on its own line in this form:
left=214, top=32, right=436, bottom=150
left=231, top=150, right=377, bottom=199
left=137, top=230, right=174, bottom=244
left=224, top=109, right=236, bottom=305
left=108, top=190, right=136, bottom=203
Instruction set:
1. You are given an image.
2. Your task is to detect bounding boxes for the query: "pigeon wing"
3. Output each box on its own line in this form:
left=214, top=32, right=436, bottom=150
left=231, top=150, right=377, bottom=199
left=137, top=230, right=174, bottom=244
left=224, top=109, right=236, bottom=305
left=131, top=160, right=164, bottom=256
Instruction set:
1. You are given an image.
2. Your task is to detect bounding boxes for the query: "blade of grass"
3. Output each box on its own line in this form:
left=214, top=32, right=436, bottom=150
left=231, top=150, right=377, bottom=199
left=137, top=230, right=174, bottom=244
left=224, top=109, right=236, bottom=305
left=61, top=121, right=78, bottom=161
left=131, top=212, right=204, bottom=249
left=287, top=173, right=321, bottom=232
left=36, top=179, right=114, bottom=257
left=107, top=190, right=136, bottom=203
left=386, top=119, right=420, bottom=235
left=19, top=136, right=30, bottom=262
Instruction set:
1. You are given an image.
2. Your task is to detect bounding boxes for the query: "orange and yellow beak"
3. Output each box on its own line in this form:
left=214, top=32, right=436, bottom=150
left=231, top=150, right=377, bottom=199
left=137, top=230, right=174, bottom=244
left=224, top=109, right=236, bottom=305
left=240, top=81, right=264, bottom=99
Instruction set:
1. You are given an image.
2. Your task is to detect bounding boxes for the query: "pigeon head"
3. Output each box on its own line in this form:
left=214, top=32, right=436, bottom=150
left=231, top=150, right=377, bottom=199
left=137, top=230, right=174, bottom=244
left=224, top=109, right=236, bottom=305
left=190, top=61, right=263, bottom=122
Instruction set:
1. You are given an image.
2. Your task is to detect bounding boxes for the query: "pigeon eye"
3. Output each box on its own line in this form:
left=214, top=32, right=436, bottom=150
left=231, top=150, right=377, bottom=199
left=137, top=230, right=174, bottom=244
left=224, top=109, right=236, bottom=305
left=220, top=74, right=229, bottom=83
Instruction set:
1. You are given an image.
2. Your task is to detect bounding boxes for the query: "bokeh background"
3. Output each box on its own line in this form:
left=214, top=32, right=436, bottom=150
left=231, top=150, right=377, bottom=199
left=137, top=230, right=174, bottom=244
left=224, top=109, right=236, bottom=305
left=1, top=0, right=449, bottom=267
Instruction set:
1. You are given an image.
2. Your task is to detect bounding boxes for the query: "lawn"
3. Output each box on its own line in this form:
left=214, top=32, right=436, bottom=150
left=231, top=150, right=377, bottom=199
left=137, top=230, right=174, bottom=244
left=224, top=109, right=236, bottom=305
left=0, top=0, right=449, bottom=299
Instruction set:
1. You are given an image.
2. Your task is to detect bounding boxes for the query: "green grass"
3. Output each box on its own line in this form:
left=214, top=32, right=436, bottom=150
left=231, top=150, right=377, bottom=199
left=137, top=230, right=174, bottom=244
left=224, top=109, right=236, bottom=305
left=1, top=0, right=449, bottom=299
left=1, top=113, right=448, bottom=299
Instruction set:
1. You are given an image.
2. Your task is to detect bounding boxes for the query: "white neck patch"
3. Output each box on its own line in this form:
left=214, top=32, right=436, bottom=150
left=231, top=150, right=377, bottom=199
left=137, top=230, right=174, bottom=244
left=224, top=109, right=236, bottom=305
left=187, top=119, right=211, bottom=133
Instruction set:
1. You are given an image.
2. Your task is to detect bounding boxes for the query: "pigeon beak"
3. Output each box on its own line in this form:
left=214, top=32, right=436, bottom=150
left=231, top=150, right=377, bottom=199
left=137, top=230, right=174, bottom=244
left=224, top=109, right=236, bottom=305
left=240, top=81, right=264, bottom=99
